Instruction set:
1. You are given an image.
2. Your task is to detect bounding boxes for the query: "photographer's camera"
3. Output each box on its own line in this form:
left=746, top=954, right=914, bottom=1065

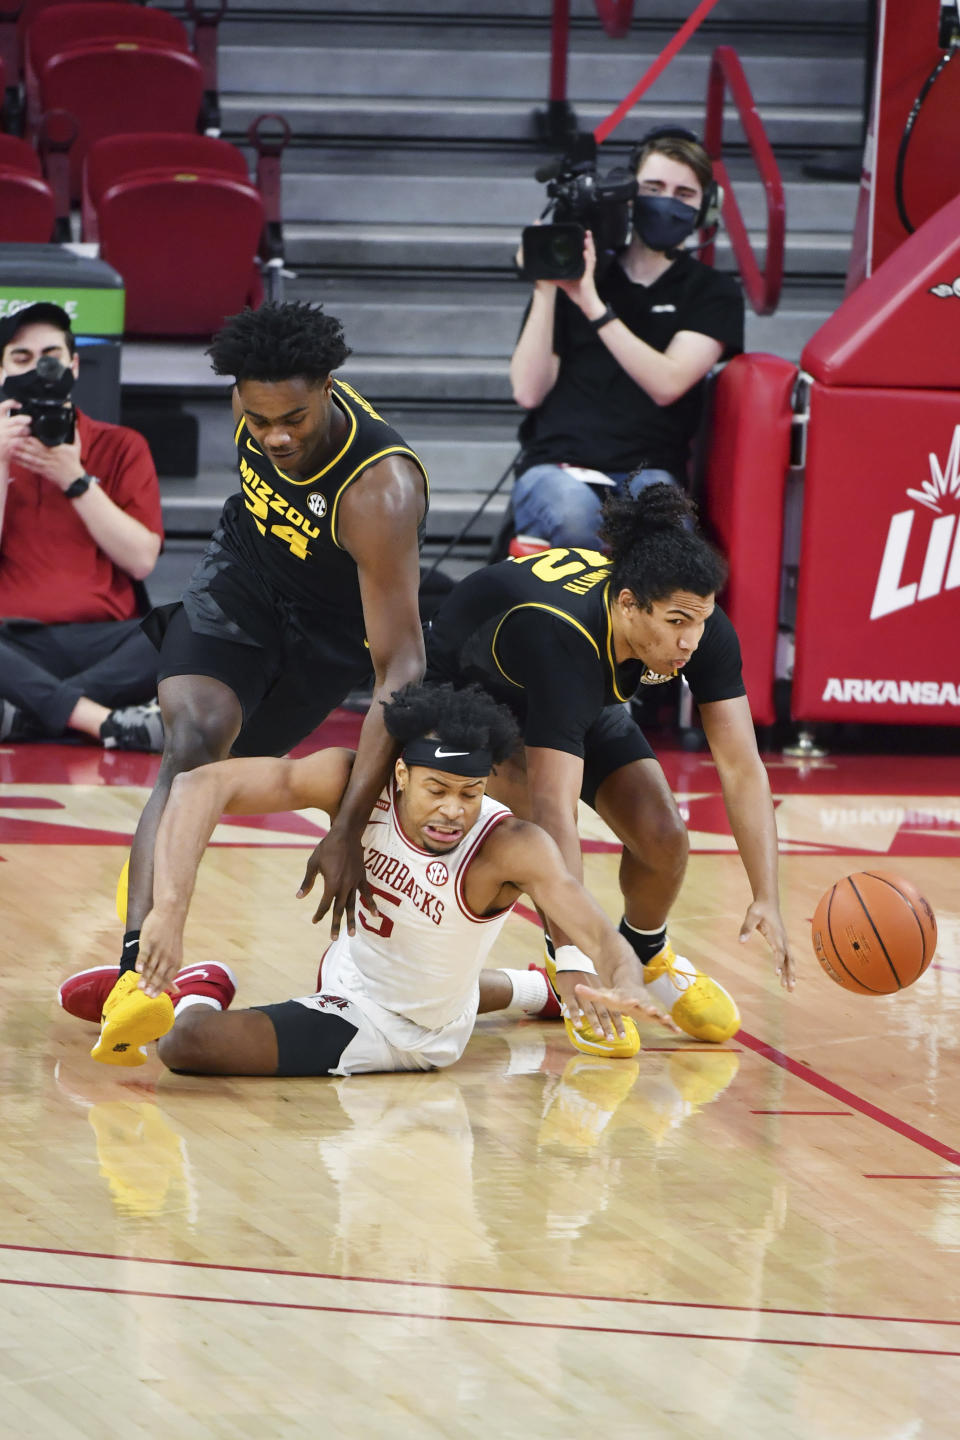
left=521, top=135, right=637, bottom=282
left=2, top=354, right=76, bottom=447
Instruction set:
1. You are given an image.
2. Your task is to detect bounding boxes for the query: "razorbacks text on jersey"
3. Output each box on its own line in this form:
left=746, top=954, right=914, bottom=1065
left=220, top=377, right=428, bottom=615
left=317, top=780, right=515, bottom=1035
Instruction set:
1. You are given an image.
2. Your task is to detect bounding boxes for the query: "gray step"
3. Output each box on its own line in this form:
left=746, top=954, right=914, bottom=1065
left=223, top=94, right=863, bottom=150
left=122, top=283, right=837, bottom=401
left=275, top=162, right=857, bottom=235
left=272, top=274, right=836, bottom=359
left=283, top=223, right=853, bottom=279
left=219, top=44, right=860, bottom=108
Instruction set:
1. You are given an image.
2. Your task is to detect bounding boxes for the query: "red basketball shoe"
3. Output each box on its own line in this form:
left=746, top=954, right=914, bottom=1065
left=58, top=966, right=121, bottom=1024
left=170, top=962, right=237, bottom=1011
left=59, top=961, right=237, bottom=1025
left=528, top=962, right=563, bottom=1019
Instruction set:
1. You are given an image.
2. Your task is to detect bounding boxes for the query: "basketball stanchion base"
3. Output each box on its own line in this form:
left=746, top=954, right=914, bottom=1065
left=782, top=727, right=827, bottom=760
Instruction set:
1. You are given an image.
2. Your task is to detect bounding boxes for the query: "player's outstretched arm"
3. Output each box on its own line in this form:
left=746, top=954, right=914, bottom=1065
left=299, top=455, right=426, bottom=938
left=139, top=749, right=354, bottom=996
left=699, top=694, right=797, bottom=990
left=488, top=820, right=678, bottom=1040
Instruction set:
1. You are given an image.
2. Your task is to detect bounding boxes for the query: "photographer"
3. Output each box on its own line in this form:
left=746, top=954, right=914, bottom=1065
left=510, top=129, right=744, bottom=548
left=0, top=302, right=165, bottom=750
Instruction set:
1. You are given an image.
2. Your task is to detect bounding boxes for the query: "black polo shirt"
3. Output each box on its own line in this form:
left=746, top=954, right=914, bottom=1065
left=517, top=253, right=744, bottom=478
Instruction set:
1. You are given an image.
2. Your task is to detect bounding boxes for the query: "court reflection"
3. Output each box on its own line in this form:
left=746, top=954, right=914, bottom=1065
left=53, top=1059, right=198, bottom=1222
left=316, top=1073, right=497, bottom=1280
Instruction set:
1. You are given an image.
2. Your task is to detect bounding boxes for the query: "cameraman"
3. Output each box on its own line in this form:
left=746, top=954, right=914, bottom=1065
left=510, top=130, right=744, bottom=548
left=0, top=302, right=165, bottom=750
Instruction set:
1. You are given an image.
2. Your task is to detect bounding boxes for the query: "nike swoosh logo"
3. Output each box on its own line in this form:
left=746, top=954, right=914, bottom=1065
left=246, top=439, right=262, bottom=454
left=434, top=748, right=470, bottom=758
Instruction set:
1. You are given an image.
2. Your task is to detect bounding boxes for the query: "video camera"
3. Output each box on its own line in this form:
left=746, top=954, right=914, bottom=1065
left=521, top=135, right=637, bottom=281
left=3, top=354, right=76, bottom=447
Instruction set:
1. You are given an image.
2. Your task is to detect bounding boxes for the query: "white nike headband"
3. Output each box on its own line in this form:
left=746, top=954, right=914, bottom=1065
left=401, top=737, right=493, bottom=777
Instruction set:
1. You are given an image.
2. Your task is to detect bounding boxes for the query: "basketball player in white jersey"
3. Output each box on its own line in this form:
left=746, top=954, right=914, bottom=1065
left=72, top=683, right=673, bottom=1076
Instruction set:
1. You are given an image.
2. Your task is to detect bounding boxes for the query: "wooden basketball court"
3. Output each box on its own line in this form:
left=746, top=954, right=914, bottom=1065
left=2, top=716, right=959, bottom=1438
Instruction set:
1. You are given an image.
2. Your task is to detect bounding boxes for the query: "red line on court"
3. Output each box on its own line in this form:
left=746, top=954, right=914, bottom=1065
left=736, top=1030, right=960, bottom=1166
left=3, top=1242, right=960, bottom=1328
left=1, top=1276, right=956, bottom=1355
left=507, top=903, right=960, bottom=1165
left=864, top=1174, right=960, bottom=1180
left=750, top=1110, right=853, bottom=1116
left=513, top=902, right=541, bottom=928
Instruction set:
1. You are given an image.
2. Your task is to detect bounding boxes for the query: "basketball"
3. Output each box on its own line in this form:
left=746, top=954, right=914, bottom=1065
left=811, top=871, right=937, bottom=995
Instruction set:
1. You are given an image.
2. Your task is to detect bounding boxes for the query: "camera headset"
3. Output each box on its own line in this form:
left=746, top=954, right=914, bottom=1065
left=627, top=126, right=721, bottom=251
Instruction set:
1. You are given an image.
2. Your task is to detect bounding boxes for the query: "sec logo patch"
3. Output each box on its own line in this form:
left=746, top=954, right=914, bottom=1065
left=308, top=492, right=327, bottom=518
left=426, top=860, right=449, bottom=886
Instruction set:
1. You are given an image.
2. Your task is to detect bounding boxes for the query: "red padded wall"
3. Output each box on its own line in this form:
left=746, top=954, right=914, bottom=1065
left=703, top=353, right=797, bottom=726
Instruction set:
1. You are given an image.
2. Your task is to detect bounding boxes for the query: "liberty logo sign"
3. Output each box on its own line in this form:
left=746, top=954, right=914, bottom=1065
left=870, top=425, right=960, bottom=620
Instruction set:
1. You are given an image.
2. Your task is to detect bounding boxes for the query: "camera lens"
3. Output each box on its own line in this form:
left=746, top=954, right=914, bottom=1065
left=549, top=233, right=577, bottom=267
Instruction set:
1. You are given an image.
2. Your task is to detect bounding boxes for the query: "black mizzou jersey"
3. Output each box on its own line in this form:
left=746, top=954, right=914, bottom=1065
left=218, top=378, right=428, bottom=618
left=427, top=547, right=745, bottom=756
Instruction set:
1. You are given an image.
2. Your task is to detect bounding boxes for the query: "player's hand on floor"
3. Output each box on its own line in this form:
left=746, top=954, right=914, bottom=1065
left=298, top=829, right=378, bottom=938
left=562, top=980, right=627, bottom=1042
left=739, top=898, right=797, bottom=991
left=136, top=910, right=184, bottom=997
left=574, top=984, right=682, bottom=1034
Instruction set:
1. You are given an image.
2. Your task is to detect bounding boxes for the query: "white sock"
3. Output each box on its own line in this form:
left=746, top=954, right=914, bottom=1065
left=173, top=994, right=221, bottom=1017
left=499, top=967, right=550, bottom=1017
left=641, top=949, right=698, bottom=1012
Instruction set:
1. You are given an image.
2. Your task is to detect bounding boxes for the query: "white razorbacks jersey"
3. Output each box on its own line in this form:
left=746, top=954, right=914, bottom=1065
left=322, top=779, right=515, bottom=1031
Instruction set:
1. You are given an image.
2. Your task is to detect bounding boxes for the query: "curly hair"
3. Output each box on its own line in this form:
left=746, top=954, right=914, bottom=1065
left=382, top=682, right=520, bottom=765
left=206, top=302, right=351, bottom=384
left=599, top=482, right=727, bottom=606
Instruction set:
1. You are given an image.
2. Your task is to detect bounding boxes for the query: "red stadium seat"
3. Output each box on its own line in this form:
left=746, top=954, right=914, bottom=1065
left=0, top=131, right=44, bottom=175
left=0, top=130, right=56, bottom=240
left=0, top=173, right=56, bottom=241
left=38, top=43, right=204, bottom=195
left=96, top=169, right=265, bottom=335
left=24, top=2, right=189, bottom=128
left=83, top=132, right=249, bottom=240
left=17, top=0, right=147, bottom=47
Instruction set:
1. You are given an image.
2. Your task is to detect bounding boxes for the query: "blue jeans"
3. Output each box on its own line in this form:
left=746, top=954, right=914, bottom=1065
left=511, top=464, right=679, bottom=550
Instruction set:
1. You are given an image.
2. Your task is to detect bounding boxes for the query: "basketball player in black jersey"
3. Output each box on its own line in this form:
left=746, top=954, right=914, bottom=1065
left=106, top=303, right=429, bottom=1032
left=426, top=483, right=797, bottom=1050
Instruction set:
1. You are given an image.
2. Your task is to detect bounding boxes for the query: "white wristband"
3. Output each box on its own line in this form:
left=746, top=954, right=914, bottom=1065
left=553, top=944, right=598, bottom=975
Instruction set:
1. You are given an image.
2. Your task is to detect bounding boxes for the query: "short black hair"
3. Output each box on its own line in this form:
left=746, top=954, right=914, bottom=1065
left=0, top=302, right=76, bottom=360
left=382, top=682, right=520, bottom=766
left=599, top=481, right=727, bottom=606
left=206, top=302, right=351, bottom=385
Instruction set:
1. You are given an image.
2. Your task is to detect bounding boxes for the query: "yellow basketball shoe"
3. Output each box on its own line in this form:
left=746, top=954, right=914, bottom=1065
left=545, top=940, right=642, bottom=1058
left=563, top=1012, right=641, bottom=1059
left=90, top=971, right=175, bottom=1067
left=642, top=943, right=740, bottom=1044
left=538, top=1056, right=641, bottom=1152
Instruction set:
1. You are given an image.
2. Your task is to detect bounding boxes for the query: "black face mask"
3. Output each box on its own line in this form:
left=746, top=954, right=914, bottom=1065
left=632, top=194, right=699, bottom=252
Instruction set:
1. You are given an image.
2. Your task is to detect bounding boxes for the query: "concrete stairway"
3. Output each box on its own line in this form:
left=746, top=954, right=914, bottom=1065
left=138, top=0, right=868, bottom=598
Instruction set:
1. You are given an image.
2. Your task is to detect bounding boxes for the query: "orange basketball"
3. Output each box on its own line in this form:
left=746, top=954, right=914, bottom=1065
left=811, top=871, right=937, bottom=995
